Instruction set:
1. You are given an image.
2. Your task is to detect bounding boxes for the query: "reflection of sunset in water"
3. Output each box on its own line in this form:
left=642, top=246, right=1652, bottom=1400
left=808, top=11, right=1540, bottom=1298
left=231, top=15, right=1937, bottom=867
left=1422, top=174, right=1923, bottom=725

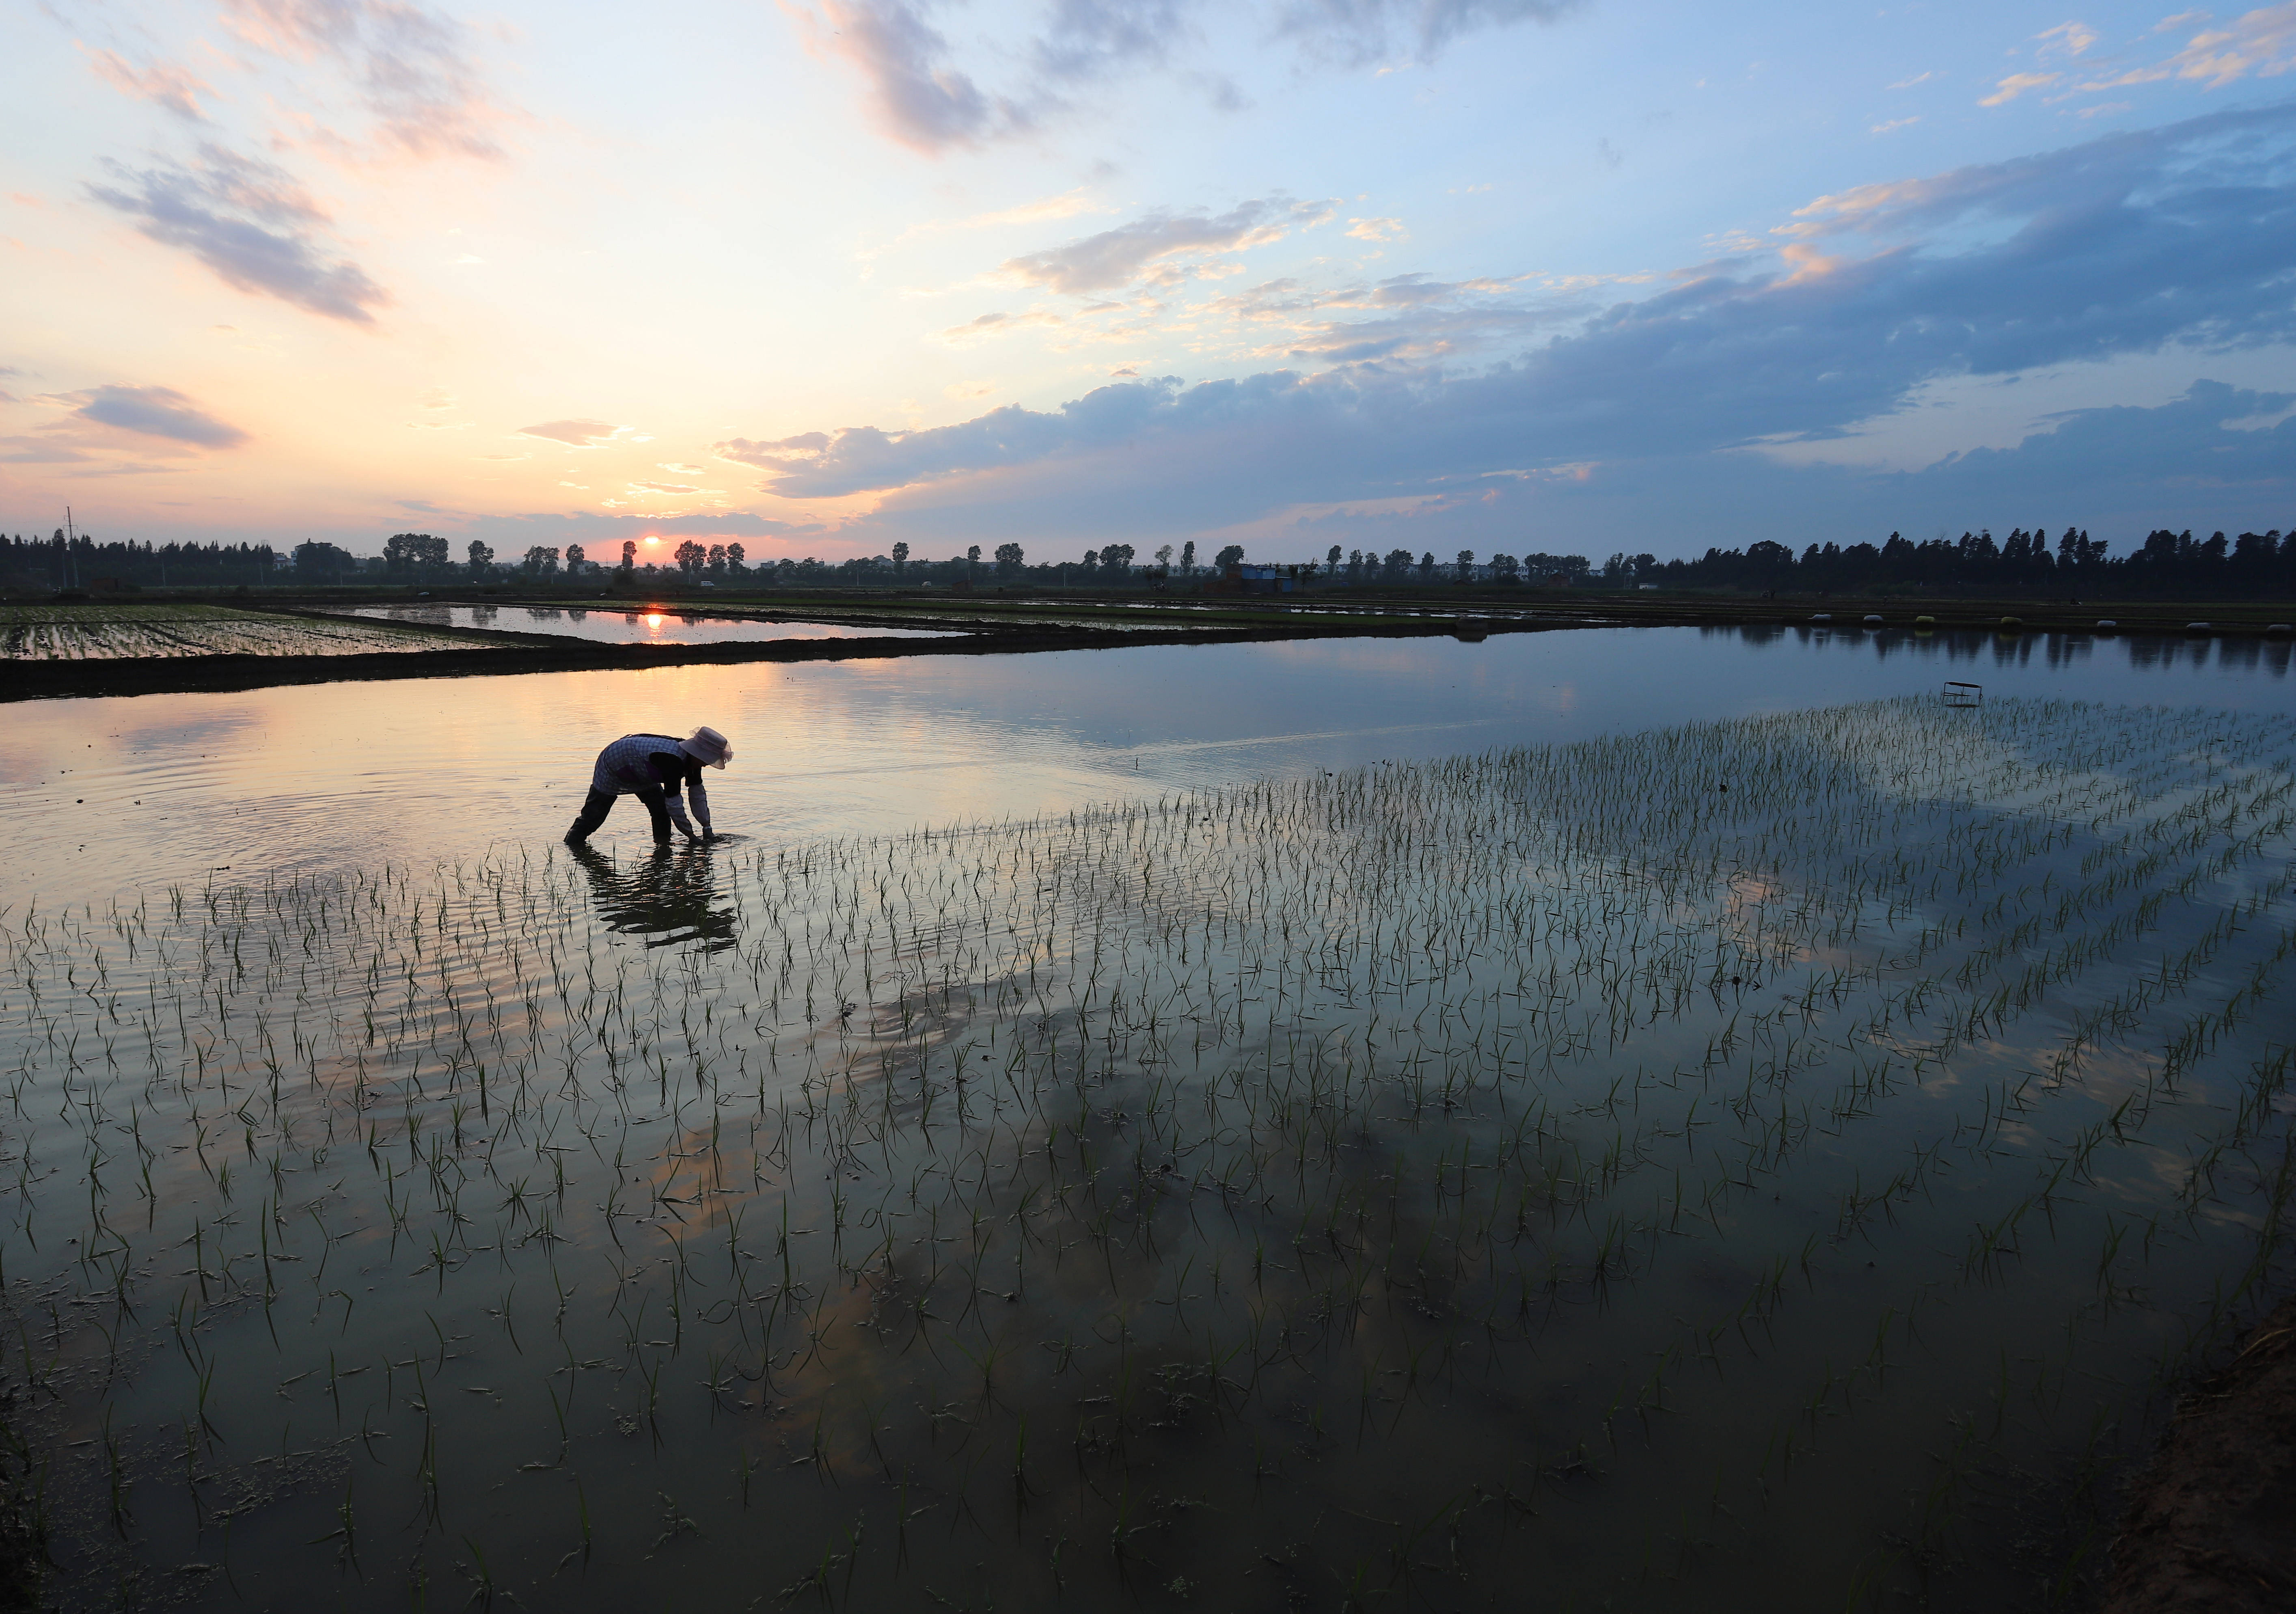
left=332, top=603, right=955, bottom=647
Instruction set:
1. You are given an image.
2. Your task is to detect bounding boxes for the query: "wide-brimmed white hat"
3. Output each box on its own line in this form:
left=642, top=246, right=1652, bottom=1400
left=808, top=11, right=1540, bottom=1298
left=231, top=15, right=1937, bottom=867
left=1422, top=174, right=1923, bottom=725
left=681, top=726, right=732, bottom=768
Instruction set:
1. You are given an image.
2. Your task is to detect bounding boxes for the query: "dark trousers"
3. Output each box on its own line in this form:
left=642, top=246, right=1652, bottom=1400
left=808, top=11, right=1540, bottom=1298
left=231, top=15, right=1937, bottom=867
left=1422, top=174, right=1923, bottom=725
left=567, top=788, right=671, bottom=843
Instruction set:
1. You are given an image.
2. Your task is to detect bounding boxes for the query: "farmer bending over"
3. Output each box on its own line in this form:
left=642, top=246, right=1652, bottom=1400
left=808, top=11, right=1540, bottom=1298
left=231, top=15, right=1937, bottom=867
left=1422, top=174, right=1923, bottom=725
left=565, top=727, right=732, bottom=846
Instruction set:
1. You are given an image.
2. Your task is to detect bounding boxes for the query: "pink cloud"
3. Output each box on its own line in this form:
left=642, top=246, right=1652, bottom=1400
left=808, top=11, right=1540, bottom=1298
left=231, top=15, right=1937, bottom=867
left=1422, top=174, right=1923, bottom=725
left=80, top=46, right=219, bottom=121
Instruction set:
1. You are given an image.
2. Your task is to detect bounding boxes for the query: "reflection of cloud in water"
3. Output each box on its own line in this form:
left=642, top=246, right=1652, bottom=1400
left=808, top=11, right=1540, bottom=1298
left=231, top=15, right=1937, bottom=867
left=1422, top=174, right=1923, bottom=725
left=0, top=701, right=264, bottom=789
left=118, top=708, right=263, bottom=754
left=568, top=843, right=738, bottom=952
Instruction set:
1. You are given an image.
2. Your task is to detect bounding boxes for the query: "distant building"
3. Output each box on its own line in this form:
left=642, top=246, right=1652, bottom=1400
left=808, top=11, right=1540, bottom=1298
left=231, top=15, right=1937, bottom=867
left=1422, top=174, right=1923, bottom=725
left=1209, top=563, right=1296, bottom=594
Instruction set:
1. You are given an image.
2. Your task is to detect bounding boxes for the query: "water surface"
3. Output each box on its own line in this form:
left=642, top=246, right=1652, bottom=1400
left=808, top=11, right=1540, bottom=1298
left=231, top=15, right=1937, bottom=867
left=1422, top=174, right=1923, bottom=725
left=334, top=602, right=963, bottom=645
left=4, top=624, right=2292, bottom=902
left=3, top=625, right=2295, bottom=1610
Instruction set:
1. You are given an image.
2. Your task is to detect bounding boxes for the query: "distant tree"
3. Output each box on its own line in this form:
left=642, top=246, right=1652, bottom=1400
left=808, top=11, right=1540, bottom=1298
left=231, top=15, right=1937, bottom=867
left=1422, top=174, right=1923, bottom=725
left=1455, top=549, right=1475, bottom=580
left=1214, top=544, right=1244, bottom=572
left=993, top=542, right=1023, bottom=576
left=1154, top=543, right=1174, bottom=569
left=522, top=546, right=561, bottom=575
left=893, top=542, right=910, bottom=576
left=726, top=543, right=746, bottom=575
left=674, top=540, right=706, bottom=576
left=1326, top=544, right=1341, bottom=576
left=966, top=544, right=982, bottom=578
left=566, top=544, right=586, bottom=575
left=706, top=544, right=727, bottom=579
left=293, top=541, right=355, bottom=582
left=1101, top=543, right=1135, bottom=576
left=1082, top=549, right=1100, bottom=574
left=1382, top=548, right=1413, bottom=580
left=1417, top=551, right=1435, bottom=581
left=385, top=533, right=449, bottom=576
left=467, top=540, right=495, bottom=578
left=619, top=540, right=637, bottom=572
left=1180, top=539, right=1196, bottom=576
left=1490, top=554, right=1520, bottom=583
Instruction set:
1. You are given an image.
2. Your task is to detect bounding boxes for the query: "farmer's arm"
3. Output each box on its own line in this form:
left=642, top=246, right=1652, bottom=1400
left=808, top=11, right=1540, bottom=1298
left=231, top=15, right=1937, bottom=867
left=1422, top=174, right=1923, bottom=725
left=643, top=753, right=700, bottom=839
left=685, top=756, right=713, bottom=836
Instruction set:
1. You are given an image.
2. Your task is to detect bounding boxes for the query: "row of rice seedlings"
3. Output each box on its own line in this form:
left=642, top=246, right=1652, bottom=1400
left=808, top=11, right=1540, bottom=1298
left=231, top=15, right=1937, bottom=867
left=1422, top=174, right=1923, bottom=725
left=0, top=696, right=2291, bottom=1609
left=0, top=610, right=479, bottom=660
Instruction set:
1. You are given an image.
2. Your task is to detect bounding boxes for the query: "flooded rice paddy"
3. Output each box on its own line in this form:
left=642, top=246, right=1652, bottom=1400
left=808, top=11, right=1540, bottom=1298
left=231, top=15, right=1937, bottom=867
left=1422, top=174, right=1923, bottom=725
left=2, top=605, right=480, bottom=661
left=2, top=628, right=2295, bottom=1610
left=336, top=604, right=964, bottom=646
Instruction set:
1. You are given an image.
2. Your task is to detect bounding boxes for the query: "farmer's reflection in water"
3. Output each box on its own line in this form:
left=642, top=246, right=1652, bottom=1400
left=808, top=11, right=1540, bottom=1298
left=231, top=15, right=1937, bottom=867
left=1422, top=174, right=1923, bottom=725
left=565, top=842, right=738, bottom=952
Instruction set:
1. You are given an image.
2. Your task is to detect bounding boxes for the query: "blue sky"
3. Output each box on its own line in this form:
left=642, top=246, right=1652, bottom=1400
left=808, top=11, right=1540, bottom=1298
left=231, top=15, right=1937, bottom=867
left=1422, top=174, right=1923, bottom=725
left=2, top=0, right=2293, bottom=561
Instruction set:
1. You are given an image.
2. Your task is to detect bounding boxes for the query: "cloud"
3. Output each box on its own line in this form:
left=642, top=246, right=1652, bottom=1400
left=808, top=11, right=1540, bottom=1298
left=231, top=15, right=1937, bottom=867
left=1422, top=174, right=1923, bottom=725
left=219, top=0, right=509, bottom=160
left=2035, top=20, right=2100, bottom=59
left=798, top=0, right=1030, bottom=152
left=1272, top=0, right=1582, bottom=65
left=81, top=47, right=218, bottom=121
left=997, top=197, right=1335, bottom=292
left=1033, top=0, right=1192, bottom=81
left=1346, top=216, right=1406, bottom=242
left=1981, top=71, right=2059, bottom=106
left=785, top=380, right=2296, bottom=559
left=797, top=0, right=1577, bottom=153
left=453, top=509, right=826, bottom=546
left=713, top=432, right=833, bottom=469
left=936, top=308, right=1069, bottom=343
left=1907, top=378, right=2296, bottom=507
left=2071, top=4, right=2296, bottom=95
left=2145, top=2, right=2296, bottom=89
left=0, top=383, right=248, bottom=464
left=85, top=145, right=388, bottom=323
left=1196, top=271, right=1577, bottom=363
left=717, top=103, right=2296, bottom=543
left=517, top=419, right=624, bottom=446
left=69, top=385, right=251, bottom=447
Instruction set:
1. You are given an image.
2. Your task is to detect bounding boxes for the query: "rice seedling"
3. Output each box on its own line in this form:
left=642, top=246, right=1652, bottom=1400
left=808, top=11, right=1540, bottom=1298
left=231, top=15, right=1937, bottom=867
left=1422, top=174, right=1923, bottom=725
left=0, top=695, right=2292, bottom=1609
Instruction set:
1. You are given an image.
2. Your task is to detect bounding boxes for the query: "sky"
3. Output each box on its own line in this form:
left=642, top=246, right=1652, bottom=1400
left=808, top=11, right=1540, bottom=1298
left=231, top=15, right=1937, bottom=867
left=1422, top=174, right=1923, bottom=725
left=3, top=0, right=2294, bottom=564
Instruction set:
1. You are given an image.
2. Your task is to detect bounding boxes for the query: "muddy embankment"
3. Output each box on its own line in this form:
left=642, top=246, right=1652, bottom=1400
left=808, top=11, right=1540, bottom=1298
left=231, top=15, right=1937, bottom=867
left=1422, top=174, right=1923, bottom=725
left=2105, top=1294, right=2296, bottom=1612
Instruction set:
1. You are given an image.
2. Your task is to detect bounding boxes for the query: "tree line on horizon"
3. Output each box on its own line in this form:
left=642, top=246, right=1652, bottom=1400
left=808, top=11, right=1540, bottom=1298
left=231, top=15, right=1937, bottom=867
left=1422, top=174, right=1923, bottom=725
left=6, top=523, right=2293, bottom=600
left=1640, top=526, right=2296, bottom=599
left=0, top=531, right=278, bottom=589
